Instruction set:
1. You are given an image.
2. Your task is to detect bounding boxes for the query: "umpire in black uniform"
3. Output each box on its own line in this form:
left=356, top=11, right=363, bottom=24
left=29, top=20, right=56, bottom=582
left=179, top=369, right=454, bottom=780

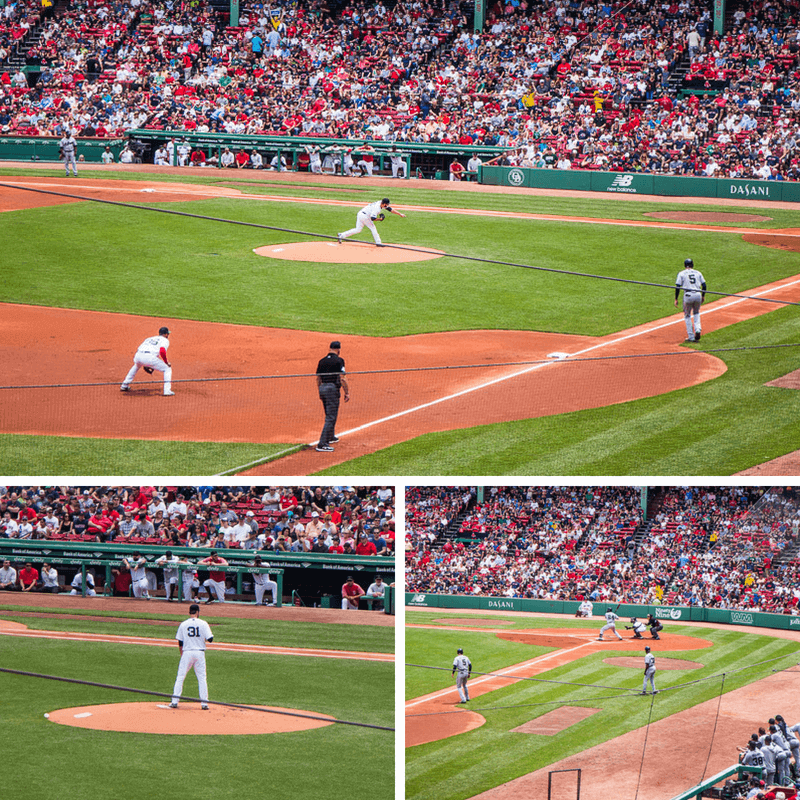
left=316, top=341, right=350, bottom=452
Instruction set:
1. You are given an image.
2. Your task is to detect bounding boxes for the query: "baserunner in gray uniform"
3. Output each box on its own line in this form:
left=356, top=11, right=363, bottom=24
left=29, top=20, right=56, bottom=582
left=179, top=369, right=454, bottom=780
left=640, top=646, right=657, bottom=695
left=675, top=257, right=706, bottom=342
left=452, top=647, right=471, bottom=704
left=59, top=131, right=78, bottom=177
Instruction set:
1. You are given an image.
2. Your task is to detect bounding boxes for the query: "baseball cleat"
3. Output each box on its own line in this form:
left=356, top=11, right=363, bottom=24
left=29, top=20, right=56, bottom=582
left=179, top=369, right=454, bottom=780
left=597, top=637, right=603, bottom=641
left=201, top=706, right=210, bottom=711
left=336, top=234, right=342, bottom=243
left=653, top=690, right=659, bottom=694
left=204, top=598, right=214, bottom=604
left=330, top=436, right=340, bottom=443
left=695, top=332, right=701, bottom=341
left=169, top=703, right=178, bottom=708
left=684, top=338, right=695, bottom=343
left=316, top=445, right=334, bottom=452
left=164, top=391, right=175, bottom=396
left=120, top=386, right=130, bottom=392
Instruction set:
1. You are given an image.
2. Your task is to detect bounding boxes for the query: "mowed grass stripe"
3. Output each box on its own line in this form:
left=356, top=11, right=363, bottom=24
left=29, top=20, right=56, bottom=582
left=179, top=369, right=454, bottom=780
left=2, top=636, right=392, bottom=800
left=406, top=626, right=800, bottom=800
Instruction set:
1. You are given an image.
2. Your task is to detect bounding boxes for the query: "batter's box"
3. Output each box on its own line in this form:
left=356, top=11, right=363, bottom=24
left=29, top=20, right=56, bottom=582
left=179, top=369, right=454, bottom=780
left=512, top=706, right=600, bottom=736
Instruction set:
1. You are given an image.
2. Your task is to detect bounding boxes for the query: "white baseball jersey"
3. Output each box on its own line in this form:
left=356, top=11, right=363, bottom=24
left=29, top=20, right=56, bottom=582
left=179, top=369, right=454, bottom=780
left=389, top=152, right=404, bottom=167
left=360, top=200, right=384, bottom=219
left=157, top=555, right=180, bottom=579
left=129, top=557, right=147, bottom=582
left=251, top=564, right=272, bottom=583
left=136, top=335, right=169, bottom=360
left=41, top=567, right=59, bottom=588
left=675, top=267, right=705, bottom=298
left=644, top=652, right=655, bottom=670
left=176, top=617, right=213, bottom=651
left=632, top=619, right=647, bottom=634
left=579, top=600, right=593, bottom=615
left=453, top=654, right=471, bottom=676
left=605, top=611, right=619, bottom=624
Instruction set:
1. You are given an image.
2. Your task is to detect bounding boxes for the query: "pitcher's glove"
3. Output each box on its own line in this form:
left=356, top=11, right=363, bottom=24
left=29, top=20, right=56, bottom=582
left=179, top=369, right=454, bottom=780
left=376, top=212, right=385, bottom=221
left=144, top=367, right=154, bottom=374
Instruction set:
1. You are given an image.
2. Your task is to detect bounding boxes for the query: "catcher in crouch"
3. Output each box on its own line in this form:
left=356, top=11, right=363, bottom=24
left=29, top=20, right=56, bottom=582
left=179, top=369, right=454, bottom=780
left=626, top=617, right=648, bottom=639
left=337, top=198, right=406, bottom=246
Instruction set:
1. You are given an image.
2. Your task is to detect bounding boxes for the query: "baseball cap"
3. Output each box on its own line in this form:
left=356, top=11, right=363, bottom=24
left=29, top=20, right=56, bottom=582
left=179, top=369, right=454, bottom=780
left=330, top=340, right=341, bottom=349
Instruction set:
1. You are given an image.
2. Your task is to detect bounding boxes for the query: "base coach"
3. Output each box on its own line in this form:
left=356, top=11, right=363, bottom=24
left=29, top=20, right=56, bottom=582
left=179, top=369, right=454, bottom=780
left=316, top=340, right=350, bottom=452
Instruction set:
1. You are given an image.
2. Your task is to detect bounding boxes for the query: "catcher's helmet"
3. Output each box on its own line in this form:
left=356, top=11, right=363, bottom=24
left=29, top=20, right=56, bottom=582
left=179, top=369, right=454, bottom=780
left=159, top=326, right=170, bottom=336
left=457, top=648, right=463, bottom=654
left=684, top=258, right=694, bottom=268
left=631, top=617, right=637, bottom=623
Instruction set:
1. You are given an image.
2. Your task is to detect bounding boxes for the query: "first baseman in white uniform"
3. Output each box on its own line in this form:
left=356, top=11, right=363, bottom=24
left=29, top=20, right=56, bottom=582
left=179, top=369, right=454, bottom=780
left=452, top=647, right=471, bottom=703
left=675, top=258, right=706, bottom=342
left=640, top=646, right=657, bottom=694
left=598, top=607, right=623, bottom=641
left=156, top=551, right=180, bottom=601
left=338, top=198, right=406, bottom=246
left=121, top=326, right=174, bottom=395
left=575, top=599, right=593, bottom=618
left=250, top=555, right=278, bottom=605
left=170, top=604, right=212, bottom=709
left=124, top=553, right=151, bottom=599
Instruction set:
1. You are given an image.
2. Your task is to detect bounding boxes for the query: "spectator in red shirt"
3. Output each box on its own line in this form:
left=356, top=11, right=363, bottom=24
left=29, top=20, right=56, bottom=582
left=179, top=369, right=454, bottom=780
left=355, top=533, right=377, bottom=556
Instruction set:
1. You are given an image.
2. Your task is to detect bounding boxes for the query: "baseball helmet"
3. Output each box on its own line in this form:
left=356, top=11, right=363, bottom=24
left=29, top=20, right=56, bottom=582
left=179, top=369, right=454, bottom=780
left=607, top=607, right=613, bottom=612
left=645, top=646, right=651, bottom=651
left=159, top=326, right=170, bottom=336
left=684, top=258, right=694, bottom=268
left=631, top=617, right=637, bottom=623
left=457, top=648, right=463, bottom=654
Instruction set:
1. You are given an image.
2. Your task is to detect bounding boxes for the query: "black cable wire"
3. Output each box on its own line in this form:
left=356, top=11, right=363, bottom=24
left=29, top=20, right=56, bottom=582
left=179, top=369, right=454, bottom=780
left=2, top=181, right=799, bottom=307
left=2, top=342, right=799, bottom=391
left=0, top=666, right=394, bottom=731
left=634, top=692, right=657, bottom=800
left=700, top=673, right=727, bottom=785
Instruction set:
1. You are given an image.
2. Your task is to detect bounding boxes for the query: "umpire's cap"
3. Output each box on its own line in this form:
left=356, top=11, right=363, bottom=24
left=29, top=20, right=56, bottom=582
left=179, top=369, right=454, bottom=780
left=684, top=258, right=694, bottom=267
left=457, top=648, right=463, bottom=654
left=159, top=326, right=170, bottom=336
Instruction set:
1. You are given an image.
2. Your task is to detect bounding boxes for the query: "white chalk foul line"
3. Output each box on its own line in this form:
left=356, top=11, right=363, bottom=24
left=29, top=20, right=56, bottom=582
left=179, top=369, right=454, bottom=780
left=405, top=642, right=594, bottom=708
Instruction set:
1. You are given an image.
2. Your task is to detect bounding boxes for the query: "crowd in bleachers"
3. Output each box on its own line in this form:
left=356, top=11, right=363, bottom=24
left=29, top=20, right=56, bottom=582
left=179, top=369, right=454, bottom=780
left=2, top=0, right=800, bottom=180
left=406, top=486, right=800, bottom=613
left=0, top=485, right=395, bottom=555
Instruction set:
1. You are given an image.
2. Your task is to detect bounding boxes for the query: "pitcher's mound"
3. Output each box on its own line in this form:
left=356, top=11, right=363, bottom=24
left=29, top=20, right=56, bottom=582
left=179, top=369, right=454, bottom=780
left=46, top=701, right=336, bottom=734
left=254, top=241, right=445, bottom=263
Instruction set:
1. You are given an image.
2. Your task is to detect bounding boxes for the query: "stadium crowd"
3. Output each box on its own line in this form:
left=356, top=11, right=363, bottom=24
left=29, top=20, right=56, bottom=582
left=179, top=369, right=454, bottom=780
left=406, top=486, right=800, bottom=613
left=2, top=0, right=800, bottom=179
left=0, top=484, right=395, bottom=553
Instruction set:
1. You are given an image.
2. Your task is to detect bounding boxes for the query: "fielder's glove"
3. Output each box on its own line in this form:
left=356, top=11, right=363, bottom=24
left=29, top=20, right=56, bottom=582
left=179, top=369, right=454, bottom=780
left=377, top=212, right=385, bottom=221
left=143, top=367, right=154, bottom=374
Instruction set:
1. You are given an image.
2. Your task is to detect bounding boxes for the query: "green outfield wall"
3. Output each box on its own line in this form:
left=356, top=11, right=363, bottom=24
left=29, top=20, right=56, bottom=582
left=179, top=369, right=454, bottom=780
left=479, top=165, right=800, bottom=203
left=405, top=592, right=800, bottom=631
left=0, top=136, right=125, bottom=163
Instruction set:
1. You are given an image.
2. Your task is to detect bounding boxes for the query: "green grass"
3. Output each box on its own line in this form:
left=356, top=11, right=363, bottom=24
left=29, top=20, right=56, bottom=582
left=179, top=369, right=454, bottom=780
left=3, top=170, right=800, bottom=474
left=4, top=165, right=800, bottom=226
left=318, top=305, right=800, bottom=475
left=0, top=435, right=296, bottom=476
left=0, top=607, right=394, bottom=652
left=1, top=616, right=393, bottom=799
left=406, top=624, right=800, bottom=800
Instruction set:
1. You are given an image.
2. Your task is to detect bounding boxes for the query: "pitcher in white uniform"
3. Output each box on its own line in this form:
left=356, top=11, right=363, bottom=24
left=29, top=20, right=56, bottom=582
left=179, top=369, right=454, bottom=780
left=337, top=198, right=406, bottom=246
left=170, top=604, right=213, bottom=709
left=121, top=326, right=174, bottom=395
left=452, top=647, right=472, bottom=703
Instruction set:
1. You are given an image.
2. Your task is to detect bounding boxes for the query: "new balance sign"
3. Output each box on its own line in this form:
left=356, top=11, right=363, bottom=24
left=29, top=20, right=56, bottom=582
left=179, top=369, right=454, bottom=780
left=789, top=617, right=800, bottom=627
left=606, top=174, right=637, bottom=193
left=730, top=611, right=754, bottom=625
left=409, top=594, right=427, bottom=605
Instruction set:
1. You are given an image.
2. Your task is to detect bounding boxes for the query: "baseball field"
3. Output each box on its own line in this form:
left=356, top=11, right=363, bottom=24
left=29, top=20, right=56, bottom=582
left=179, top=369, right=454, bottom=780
left=406, top=607, right=800, bottom=800
left=0, top=594, right=394, bottom=800
left=2, top=164, right=800, bottom=475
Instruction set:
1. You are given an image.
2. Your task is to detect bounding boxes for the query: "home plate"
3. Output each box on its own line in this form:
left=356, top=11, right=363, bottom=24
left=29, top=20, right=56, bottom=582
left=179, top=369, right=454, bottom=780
left=547, top=352, right=570, bottom=360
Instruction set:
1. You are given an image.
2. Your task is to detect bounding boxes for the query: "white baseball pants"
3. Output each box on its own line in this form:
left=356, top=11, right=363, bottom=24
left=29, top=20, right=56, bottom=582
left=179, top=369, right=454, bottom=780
left=172, top=650, right=208, bottom=705
left=182, top=574, right=198, bottom=601
left=122, top=352, right=172, bottom=394
left=255, top=580, right=278, bottom=605
left=340, top=211, right=381, bottom=244
left=456, top=674, right=469, bottom=702
left=642, top=667, right=656, bottom=693
left=599, top=622, right=622, bottom=640
left=391, top=161, right=406, bottom=178
left=203, top=578, right=225, bottom=602
left=131, top=576, right=150, bottom=598
left=683, top=294, right=702, bottom=339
